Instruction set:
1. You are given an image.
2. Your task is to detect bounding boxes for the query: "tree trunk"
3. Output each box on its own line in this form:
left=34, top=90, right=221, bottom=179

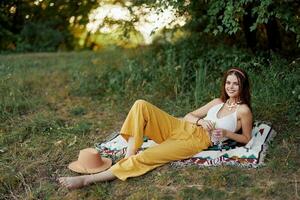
left=243, top=4, right=257, bottom=51
left=266, top=17, right=282, bottom=50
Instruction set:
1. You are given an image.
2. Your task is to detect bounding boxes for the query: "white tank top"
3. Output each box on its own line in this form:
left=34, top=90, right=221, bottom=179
left=203, top=103, right=238, bottom=141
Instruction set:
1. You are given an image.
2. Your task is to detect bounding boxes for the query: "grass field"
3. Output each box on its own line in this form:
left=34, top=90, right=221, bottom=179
left=0, top=47, right=299, bottom=200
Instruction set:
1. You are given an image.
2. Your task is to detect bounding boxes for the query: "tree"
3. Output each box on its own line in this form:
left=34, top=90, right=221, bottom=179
left=131, top=0, right=300, bottom=52
left=0, top=0, right=299, bottom=53
left=0, top=0, right=98, bottom=51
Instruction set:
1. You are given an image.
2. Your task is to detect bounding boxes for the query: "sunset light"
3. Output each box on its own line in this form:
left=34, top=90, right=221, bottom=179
left=86, top=3, right=187, bottom=44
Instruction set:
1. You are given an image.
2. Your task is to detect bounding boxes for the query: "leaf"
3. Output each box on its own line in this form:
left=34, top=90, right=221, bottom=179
left=233, top=27, right=239, bottom=33
left=250, top=24, right=257, bottom=32
left=213, top=29, right=218, bottom=35
left=217, top=25, right=223, bottom=32
left=290, top=27, right=295, bottom=32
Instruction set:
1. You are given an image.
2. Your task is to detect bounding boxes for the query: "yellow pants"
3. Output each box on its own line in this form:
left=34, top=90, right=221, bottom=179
left=110, top=100, right=211, bottom=181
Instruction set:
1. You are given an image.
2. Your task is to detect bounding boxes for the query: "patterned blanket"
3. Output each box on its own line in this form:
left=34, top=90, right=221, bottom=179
left=95, top=122, right=276, bottom=168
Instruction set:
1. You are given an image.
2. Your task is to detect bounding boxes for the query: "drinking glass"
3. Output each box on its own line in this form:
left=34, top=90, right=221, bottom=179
left=212, top=128, right=223, bottom=150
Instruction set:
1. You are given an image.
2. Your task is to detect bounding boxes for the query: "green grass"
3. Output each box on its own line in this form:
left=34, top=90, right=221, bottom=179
left=0, top=44, right=299, bottom=199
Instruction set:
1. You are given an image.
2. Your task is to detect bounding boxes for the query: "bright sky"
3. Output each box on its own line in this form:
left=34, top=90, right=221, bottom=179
left=86, top=4, right=187, bottom=44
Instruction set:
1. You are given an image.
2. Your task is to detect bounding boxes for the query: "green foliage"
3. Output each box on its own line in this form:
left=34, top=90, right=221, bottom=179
left=1, top=0, right=300, bottom=52
left=0, top=27, right=15, bottom=50
left=194, top=65, right=208, bottom=106
left=204, top=0, right=300, bottom=48
left=68, top=35, right=299, bottom=124
left=71, top=70, right=105, bottom=98
left=250, top=0, right=274, bottom=30
left=0, top=0, right=98, bottom=52
left=16, top=22, right=64, bottom=52
left=156, top=0, right=300, bottom=51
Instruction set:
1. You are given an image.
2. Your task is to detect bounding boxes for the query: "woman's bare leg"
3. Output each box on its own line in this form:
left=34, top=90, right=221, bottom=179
left=125, top=136, right=137, bottom=158
left=58, top=169, right=116, bottom=189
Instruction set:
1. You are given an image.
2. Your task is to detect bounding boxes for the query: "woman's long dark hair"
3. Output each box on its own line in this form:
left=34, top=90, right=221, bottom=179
left=220, top=67, right=252, bottom=111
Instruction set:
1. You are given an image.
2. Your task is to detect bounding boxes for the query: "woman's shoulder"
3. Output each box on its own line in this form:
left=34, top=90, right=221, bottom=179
left=200, top=98, right=223, bottom=112
left=238, top=104, right=252, bottom=115
left=210, top=98, right=224, bottom=105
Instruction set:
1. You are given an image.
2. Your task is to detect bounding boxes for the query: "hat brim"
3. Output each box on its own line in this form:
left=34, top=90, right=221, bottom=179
left=68, top=157, right=112, bottom=174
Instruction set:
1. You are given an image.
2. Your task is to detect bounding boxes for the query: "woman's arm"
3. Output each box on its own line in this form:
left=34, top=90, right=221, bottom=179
left=183, top=98, right=222, bottom=125
left=222, top=105, right=253, bottom=144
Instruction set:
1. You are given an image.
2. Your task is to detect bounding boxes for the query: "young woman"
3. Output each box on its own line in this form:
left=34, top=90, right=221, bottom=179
left=59, top=67, right=253, bottom=189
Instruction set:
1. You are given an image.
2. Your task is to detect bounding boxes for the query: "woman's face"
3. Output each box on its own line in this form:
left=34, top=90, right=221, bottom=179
left=225, top=74, right=240, bottom=99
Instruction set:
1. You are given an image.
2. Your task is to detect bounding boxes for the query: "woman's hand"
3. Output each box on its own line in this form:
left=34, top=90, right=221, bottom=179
left=198, top=119, right=215, bottom=132
left=211, top=129, right=228, bottom=146
left=211, top=128, right=228, bottom=139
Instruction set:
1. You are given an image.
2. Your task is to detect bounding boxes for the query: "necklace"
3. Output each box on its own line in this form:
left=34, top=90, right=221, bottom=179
left=226, top=99, right=241, bottom=111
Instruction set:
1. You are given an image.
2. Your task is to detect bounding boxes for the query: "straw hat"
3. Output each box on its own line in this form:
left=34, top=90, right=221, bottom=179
left=68, top=148, right=112, bottom=174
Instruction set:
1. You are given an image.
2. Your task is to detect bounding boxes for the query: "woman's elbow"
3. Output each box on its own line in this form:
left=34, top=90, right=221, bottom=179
left=243, top=135, right=252, bottom=144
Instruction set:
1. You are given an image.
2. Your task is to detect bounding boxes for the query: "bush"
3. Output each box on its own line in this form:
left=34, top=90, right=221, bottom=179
left=16, top=22, right=64, bottom=52
left=70, top=35, right=299, bottom=125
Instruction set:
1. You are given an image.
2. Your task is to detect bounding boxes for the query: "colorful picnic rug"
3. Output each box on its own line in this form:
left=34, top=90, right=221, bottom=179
left=95, top=122, right=276, bottom=168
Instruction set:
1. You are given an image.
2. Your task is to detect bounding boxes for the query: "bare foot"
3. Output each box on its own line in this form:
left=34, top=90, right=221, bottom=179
left=58, top=176, right=89, bottom=189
